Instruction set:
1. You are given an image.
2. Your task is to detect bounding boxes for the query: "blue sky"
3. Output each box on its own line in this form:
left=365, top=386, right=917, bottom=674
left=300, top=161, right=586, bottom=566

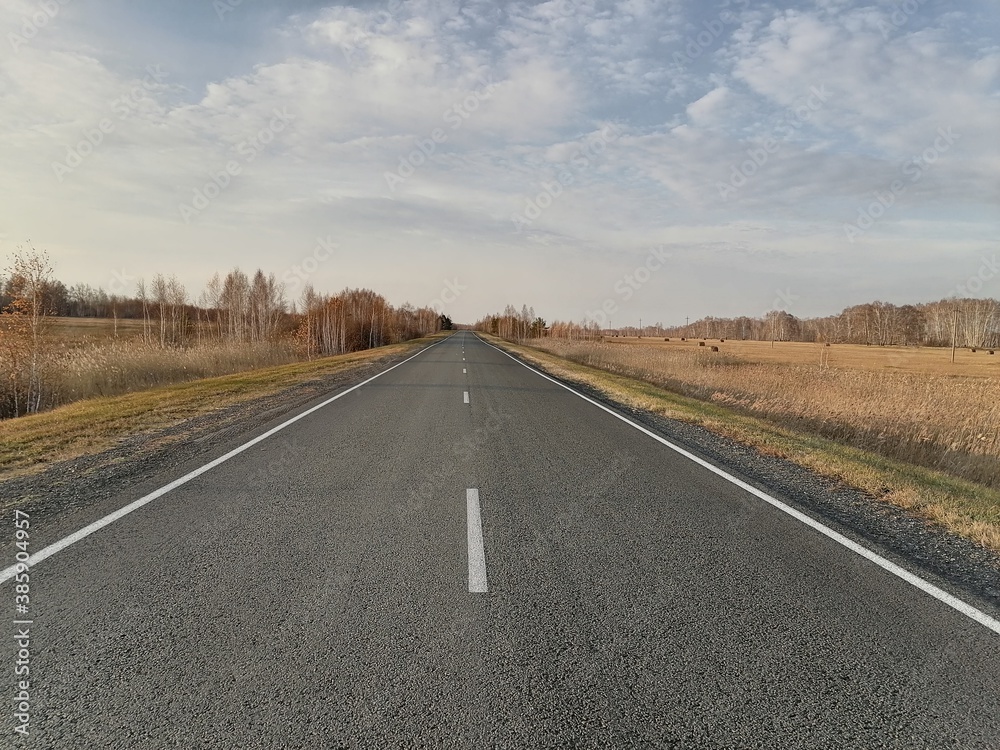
left=1, top=0, right=997, bottom=325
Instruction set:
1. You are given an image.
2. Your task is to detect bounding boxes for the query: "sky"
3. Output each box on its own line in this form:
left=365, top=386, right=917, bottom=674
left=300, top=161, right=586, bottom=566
left=0, top=0, right=997, bottom=326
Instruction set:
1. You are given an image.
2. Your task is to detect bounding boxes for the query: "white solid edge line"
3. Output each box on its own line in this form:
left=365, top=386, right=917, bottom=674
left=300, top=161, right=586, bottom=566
left=0, top=339, right=445, bottom=586
left=467, top=488, right=488, bottom=593
left=476, top=334, right=1000, bottom=636
left=464, top=391, right=470, bottom=403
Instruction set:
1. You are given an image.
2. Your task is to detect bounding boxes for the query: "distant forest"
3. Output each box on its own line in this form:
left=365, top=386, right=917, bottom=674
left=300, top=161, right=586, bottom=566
left=660, top=299, right=1000, bottom=349
left=2, top=268, right=997, bottom=350
left=478, top=299, right=1000, bottom=349
left=0, top=267, right=449, bottom=354
left=0, top=248, right=449, bottom=418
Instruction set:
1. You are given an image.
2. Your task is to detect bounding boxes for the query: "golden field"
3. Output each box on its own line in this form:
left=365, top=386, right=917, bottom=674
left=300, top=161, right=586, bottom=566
left=602, top=336, right=999, bottom=377
left=530, top=337, right=1000, bottom=490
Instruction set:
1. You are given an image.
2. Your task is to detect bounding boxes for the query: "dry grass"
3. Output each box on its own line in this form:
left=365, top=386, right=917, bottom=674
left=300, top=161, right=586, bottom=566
left=2, top=318, right=306, bottom=418
left=48, top=339, right=301, bottom=401
left=605, top=336, right=1000, bottom=377
left=5, top=314, right=449, bottom=421
left=532, top=338, right=999, bottom=489
left=49, top=317, right=147, bottom=341
left=0, top=338, right=436, bottom=480
left=493, top=337, right=1000, bottom=551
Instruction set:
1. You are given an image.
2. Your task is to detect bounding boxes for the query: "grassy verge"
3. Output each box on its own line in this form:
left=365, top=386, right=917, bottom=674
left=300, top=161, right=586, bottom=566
left=489, top=336, right=1000, bottom=552
left=0, top=336, right=442, bottom=480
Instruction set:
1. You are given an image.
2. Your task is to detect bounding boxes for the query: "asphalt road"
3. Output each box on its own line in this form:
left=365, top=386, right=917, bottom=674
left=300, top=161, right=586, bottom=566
left=2, top=331, right=999, bottom=749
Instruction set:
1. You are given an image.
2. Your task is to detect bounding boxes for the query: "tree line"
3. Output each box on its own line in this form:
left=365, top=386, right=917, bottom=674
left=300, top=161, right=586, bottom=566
left=665, top=299, right=1000, bottom=348
left=0, top=260, right=446, bottom=351
left=0, top=245, right=446, bottom=417
left=295, top=286, right=443, bottom=358
left=0, top=268, right=291, bottom=347
left=478, top=298, right=1000, bottom=349
left=473, top=305, right=546, bottom=340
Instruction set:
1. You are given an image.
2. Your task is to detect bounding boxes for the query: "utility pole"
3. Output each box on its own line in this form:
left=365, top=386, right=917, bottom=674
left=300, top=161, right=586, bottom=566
left=639, top=317, right=642, bottom=337
left=951, top=305, right=958, bottom=364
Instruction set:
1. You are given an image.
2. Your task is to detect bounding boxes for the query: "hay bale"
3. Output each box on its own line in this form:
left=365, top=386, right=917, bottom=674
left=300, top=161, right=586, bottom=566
left=699, top=341, right=706, bottom=347
left=710, top=345, right=719, bottom=352
left=664, top=337, right=670, bottom=341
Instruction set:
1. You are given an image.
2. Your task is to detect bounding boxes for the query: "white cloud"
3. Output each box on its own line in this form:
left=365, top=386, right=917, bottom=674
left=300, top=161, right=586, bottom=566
left=685, top=85, right=729, bottom=123
left=0, top=0, right=996, bottom=324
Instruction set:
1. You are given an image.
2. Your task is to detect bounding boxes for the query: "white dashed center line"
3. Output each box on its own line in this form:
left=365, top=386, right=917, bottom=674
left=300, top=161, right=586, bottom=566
left=466, top=489, right=488, bottom=593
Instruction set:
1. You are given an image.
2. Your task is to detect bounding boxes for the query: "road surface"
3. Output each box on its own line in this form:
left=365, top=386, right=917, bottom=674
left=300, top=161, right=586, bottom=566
left=2, top=331, right=999, bottom=748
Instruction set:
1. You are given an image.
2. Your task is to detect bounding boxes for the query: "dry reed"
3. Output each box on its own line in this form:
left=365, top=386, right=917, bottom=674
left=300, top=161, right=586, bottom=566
left=7, top=340, right=300, bottom=413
